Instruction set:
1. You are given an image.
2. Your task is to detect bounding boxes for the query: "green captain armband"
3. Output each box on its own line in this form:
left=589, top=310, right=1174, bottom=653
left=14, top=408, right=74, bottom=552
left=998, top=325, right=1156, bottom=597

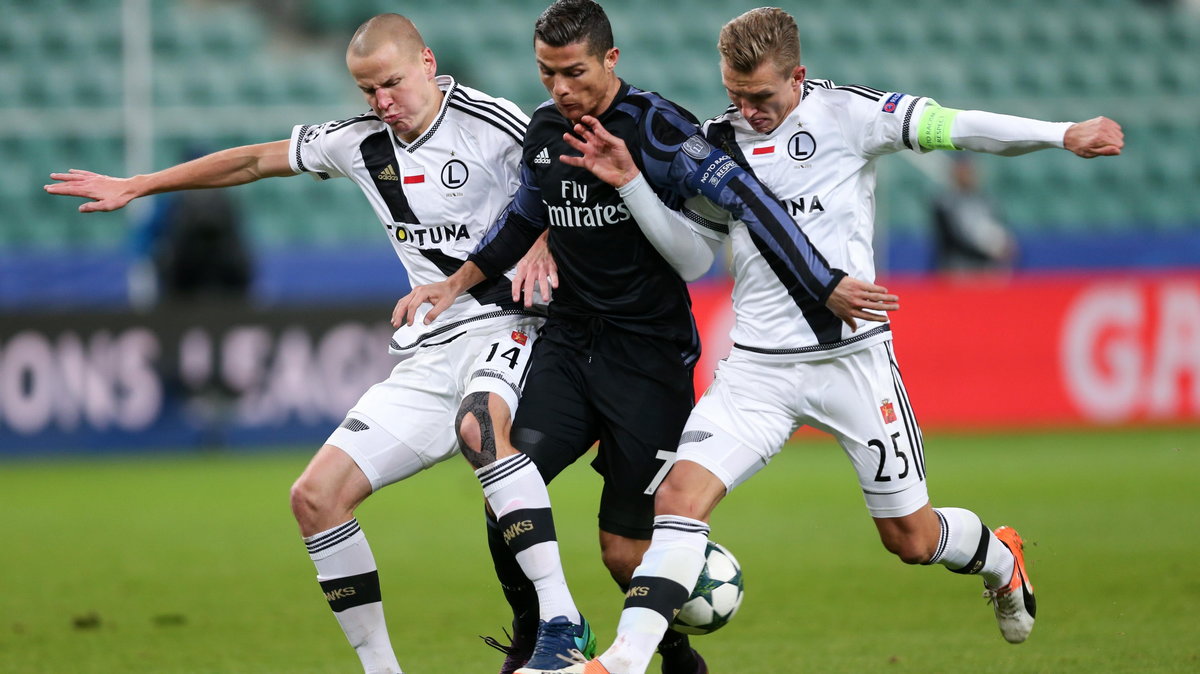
left=918, top=104, right=961, bottom=151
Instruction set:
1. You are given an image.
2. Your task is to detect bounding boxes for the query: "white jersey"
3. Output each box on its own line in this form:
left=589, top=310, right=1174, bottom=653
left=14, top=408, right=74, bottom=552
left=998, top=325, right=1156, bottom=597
left=288, top=75, right=535, bottom=349
left=699, top=78, right=933, bottom=358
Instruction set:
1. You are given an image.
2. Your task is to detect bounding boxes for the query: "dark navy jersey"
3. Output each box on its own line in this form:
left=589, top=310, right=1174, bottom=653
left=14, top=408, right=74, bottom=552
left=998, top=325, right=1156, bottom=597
left=470, top=80, right=846, bottom=365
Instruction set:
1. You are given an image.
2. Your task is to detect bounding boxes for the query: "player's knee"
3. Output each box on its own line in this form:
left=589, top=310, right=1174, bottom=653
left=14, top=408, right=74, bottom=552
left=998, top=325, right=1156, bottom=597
left=289, top=474, right=325, bottom=527
left=653, top=463, right=724, bottom=521
left=654, top=478, right=704, bottom=520
left=456, top=409, right=483, bottom=454
left=455, top=392, right=495, bottom=468
left=289, top=469, right=362, bottom=532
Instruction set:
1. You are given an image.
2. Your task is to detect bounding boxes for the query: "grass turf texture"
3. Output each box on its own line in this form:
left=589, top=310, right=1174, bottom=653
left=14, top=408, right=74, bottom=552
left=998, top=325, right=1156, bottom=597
left=2, top=426, right=1198, bottom=673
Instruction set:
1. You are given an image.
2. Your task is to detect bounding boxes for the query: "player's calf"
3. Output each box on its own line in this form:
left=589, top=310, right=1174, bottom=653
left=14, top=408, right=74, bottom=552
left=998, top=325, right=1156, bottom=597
left=599, top=533, right=650, bottom=587
left=881, top=531, right=940, bottom=565
left=874, top=504, right=941, bottom=565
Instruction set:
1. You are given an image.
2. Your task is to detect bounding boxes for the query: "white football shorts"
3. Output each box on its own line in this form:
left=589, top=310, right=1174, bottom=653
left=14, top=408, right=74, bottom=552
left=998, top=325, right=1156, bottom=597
left=325, top=315, right=542, bottom=491
left=676, top=340, right=929, bottom=518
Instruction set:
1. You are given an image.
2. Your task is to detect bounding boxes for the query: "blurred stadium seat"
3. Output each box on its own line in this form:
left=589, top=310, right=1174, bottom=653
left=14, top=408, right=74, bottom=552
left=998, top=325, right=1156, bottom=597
left=0, top=0, right=1195, bottom=277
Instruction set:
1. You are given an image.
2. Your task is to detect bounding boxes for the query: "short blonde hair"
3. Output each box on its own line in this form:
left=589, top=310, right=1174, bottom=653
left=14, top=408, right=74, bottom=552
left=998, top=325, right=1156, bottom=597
left=717, top=7, right=800, bottom=75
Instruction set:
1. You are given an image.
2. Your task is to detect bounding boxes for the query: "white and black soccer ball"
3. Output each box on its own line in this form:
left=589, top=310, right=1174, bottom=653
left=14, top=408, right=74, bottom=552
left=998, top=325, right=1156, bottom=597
left=671, top=541, right=744, bottom=635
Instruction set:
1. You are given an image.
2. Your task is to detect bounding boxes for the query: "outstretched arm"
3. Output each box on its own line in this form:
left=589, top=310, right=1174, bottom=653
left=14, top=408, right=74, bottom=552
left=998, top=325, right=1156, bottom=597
left=44, top=140, right=294, bottom=212
left=920, top=105, right=1124, bottom=158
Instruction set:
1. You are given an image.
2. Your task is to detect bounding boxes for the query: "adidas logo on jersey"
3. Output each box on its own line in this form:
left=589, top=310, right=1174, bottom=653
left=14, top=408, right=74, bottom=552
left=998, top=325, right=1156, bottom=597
left=376, top=164, right=399, bottom=181
left=533, top=147, right=551, bottom=165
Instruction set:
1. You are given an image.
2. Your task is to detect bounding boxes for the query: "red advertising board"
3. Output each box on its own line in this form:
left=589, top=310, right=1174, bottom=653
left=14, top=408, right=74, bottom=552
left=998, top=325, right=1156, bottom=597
left=688, top=272, right=1200, bottom=429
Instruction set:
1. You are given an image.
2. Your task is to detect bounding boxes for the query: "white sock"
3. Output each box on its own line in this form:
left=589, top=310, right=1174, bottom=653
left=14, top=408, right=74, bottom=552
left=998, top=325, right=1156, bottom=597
left=599, top=515, right=709, bottom=674
left=477, top=453, right=579, bottom=623
left=305, top=519, right=403, bottom=674
left=929, top=507, right=1015, bottom=589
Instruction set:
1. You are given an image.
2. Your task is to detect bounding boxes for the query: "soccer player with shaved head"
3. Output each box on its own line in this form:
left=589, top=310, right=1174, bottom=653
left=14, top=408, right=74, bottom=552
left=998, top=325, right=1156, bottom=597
left=46, top=13, right=583, bottom=673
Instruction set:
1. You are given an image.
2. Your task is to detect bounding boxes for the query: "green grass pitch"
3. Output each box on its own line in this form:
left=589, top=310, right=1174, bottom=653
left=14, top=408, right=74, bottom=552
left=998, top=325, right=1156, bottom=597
left=2, top=426, right=1198, bottom=673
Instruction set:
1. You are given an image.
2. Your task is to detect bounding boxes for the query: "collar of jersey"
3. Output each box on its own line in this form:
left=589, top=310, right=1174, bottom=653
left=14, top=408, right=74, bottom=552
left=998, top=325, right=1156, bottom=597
left=392, top=74, right=457, bottom=153
left=605, top=79, right=632, bottom=118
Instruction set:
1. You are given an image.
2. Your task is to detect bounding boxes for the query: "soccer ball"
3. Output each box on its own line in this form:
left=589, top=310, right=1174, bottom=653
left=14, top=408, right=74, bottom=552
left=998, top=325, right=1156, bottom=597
left=671, top=541, right=744, bottom=635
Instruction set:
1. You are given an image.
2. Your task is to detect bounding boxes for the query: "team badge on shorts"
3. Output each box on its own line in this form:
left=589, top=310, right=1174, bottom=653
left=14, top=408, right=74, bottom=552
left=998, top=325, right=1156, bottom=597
left=511, top=330, right=528, bottom=345
left=880, top=399, right=897, bottom=424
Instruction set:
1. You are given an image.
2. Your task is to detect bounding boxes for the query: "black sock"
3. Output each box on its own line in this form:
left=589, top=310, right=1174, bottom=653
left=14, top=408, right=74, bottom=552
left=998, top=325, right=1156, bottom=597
left=658, top=629, right=699, bottom=674
left=486, top=508, right=539, bottom=639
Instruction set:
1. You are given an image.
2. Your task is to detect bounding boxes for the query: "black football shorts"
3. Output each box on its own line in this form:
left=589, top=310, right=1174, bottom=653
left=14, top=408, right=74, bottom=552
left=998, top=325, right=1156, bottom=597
left=510, top=319, right=695, bottom=539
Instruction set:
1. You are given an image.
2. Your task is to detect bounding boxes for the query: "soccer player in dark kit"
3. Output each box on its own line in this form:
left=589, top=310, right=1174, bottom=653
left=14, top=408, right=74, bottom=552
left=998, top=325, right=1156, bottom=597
left=395, top=2, right=897, bottom=672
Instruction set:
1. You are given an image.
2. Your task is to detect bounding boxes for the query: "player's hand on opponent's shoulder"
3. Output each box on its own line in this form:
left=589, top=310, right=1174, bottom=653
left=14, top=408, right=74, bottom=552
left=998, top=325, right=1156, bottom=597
left=1064, top=116, right=1123, bottom=158
left=825, top=276, right=899, bottom=331
left=393, top=280, right=459, bottom=327
left=559, top=115, right=641, bottom=188
left=44, top=169, right=139, bottom=213
left=514, top=231, right=557, bottom=307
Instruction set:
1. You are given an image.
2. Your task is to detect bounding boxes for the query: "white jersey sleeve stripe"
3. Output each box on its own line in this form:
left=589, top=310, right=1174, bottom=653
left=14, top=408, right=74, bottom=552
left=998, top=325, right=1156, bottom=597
left=840, top=83, right=886, bottom=98
left=451, top=89, right=528, bottom=132
left=326, top=112, right=380, bottom=133
left=447, top=101, right=524, bottom=145
left=835, top=84, right=884, bottom=102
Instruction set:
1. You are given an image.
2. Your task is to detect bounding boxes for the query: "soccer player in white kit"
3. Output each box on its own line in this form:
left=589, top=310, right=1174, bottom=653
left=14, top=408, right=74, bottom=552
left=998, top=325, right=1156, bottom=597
left=44, top=14, right=584, bottom=674
left=528, top=7, right=1125, bottom=673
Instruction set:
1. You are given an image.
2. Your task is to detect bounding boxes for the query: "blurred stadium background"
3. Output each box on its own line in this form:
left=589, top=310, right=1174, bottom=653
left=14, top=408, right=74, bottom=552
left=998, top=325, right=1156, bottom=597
left=2, top=0, right=1198, bottom=304
left=1, top=0, right=1198, bottom=670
